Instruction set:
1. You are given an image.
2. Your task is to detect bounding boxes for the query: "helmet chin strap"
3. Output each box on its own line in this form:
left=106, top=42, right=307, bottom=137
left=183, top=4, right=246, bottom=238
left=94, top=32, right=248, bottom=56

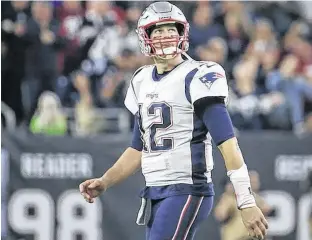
left=181, top=52, right=193, bottom=60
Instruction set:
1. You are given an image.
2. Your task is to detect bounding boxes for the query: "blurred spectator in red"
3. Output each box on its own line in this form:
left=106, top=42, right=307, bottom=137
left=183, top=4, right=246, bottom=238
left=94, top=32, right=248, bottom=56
left=56, top=1, right=84, bottom=74
left=56, top=1, right=124, bottom=107
left=284, top=20, right=311, bottom=52
left=2, top=1, right=30, bottom=124
left=54, top=1, right=84, bottom=106
left=287, top=36, right=312, bottom=76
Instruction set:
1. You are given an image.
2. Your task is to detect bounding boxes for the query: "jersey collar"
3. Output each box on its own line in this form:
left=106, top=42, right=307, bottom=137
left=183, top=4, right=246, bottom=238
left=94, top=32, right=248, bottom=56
left=152, top=60, right=187, bottom=82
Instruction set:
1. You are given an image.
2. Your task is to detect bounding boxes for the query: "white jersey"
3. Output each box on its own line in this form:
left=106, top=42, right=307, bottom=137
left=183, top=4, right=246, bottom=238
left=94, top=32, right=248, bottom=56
left=125, top=60, right=228, bottom=187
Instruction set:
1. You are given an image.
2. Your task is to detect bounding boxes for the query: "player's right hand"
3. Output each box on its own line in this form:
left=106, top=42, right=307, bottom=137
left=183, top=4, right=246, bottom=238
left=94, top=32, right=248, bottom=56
left=79, top=178, right=107, bottom=203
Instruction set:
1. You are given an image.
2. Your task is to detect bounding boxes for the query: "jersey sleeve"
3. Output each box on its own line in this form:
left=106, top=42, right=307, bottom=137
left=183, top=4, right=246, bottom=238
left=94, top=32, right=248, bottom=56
left=188, top=63, right=229, bottom=104
left=124, top=67, right=145, bottom=115
left=124, top=83, right=138, bottom=115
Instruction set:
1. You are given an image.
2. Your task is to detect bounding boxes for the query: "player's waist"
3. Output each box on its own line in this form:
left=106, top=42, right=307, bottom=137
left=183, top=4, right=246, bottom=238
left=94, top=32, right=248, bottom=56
left=139, top=182, right=215, bottom=199
left=141, top=152, right=213, bottom=177
left=144, top=171, right=212, bottom=186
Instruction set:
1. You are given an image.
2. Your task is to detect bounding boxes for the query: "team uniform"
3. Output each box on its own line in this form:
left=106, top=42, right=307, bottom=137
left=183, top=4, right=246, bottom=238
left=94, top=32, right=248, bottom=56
left=79, top=1, right=264, bottom=240
left=125, top=59, right=234, bottom=239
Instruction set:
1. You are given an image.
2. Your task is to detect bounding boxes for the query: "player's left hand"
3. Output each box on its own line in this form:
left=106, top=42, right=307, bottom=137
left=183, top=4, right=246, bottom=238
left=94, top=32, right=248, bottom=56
left=240, top=206, right=269, bottom=239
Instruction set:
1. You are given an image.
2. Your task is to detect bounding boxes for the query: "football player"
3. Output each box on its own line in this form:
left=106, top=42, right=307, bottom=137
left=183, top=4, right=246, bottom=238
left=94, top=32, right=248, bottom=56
left=79, top=2, right=268, bottom=240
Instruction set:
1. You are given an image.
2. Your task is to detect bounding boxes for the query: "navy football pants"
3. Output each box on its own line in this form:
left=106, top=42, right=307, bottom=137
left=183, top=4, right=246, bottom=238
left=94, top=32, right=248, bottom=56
left=146, top=195, right=214, bottom=240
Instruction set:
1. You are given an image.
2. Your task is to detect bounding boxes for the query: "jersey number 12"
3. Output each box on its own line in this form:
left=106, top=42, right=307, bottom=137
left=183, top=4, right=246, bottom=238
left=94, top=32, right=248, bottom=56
left=138, top=102, right=173, bottom=152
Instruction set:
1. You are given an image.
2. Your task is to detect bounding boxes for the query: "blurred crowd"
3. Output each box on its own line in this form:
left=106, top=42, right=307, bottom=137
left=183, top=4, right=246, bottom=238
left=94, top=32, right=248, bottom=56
left=2, top=1, right=312, bottom=137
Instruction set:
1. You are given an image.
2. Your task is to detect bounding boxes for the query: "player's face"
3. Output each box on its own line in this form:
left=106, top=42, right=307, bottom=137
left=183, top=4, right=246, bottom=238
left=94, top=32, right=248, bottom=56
left=150, top=24, right=179, bottom=58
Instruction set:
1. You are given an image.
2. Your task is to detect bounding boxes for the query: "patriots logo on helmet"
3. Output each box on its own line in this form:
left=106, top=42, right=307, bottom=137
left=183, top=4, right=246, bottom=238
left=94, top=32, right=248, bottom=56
left=199, top=72, right=225, bottom=89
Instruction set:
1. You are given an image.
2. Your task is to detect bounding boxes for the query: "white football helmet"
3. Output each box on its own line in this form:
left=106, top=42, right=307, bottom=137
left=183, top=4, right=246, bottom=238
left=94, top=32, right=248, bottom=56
left=136, top=1, right=189, bottom=57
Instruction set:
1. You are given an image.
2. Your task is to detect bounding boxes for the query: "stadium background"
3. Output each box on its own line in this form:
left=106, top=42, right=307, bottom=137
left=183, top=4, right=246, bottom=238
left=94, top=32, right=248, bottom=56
left=1, top=1, right=312, bottom=240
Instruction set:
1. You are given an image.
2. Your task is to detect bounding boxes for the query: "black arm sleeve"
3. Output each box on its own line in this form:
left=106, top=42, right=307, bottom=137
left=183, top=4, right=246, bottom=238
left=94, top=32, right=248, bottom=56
left=194, top=97, right=235, bottom=146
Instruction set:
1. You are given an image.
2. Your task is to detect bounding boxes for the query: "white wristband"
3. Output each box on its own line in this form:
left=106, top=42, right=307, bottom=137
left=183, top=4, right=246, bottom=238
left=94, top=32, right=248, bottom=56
left=227, top=163, right=256, bottom=209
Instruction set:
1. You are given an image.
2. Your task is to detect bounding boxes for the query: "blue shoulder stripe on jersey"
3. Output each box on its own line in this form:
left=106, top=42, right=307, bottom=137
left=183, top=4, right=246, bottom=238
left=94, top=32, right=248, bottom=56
left=190, top=113, right=208, bottom=185
left=184, top=68, right=199, bottom=103
left=185, top=67, right=214, bottom=186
